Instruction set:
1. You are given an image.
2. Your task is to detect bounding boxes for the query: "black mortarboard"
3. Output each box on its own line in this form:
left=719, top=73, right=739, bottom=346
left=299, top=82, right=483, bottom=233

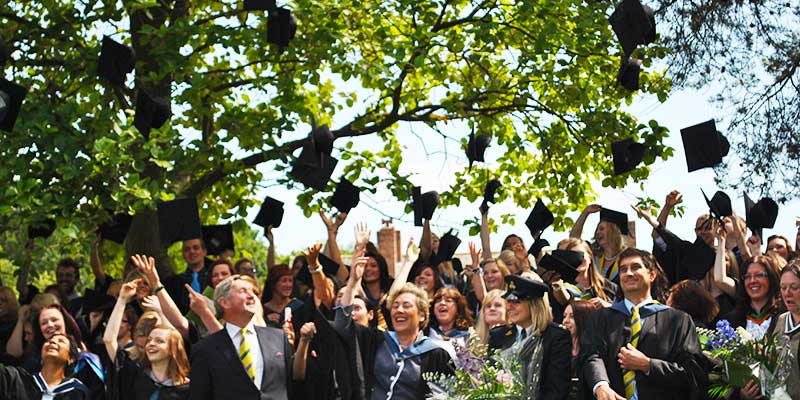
left=600, top=207, right=630, bottom=235
left=243, top=0, right=276, bottom=10
left=617, top=58, right=642, bottom=91
left=296, top=253, right=342, bottom=287
left=289, top=150, right=338, bottom=191
left=466, top=133, right=491, bottom=169
left=525, top=199, right=554, bottom=238
left=538, top=250, right=584, bottom=283
left=99, top=213, right=133, bottom=244
left=311, top=124, right=335, bottom=157
left=527, top=238, right=550, bottom=257
left=0, top=78, right=28, bottom=132
left=202, top=224, right=234, bottom=256
left=267, top=7, right=297, bottom=48
left=503, top=275, right=549, bottom=301
left=743, top=193, right=778, bottom=238
left=701, top=190, right=732, bottom=222
left=411, top=186, right=440, bottom=226
left=684, top=238, right=716, bottom=278
left=157, top=198, right=203, bottom=246
left=97, top=36, right=135, bottom=86
left=481, top=179, right=502, bottom=212
left=430, top=230, right=461, bottom=267
left=330, top=178, right=360, bottom=213
left=133, top=89, right=171, bottom=138
left=609, top=0, right=656, bottom=57
left=82, top=288, right=116, bottom=312
left=611, top=138, right=645, bottom=175
left=680, top=119, right=730, bottom=172
left=28, top=219, right=56, bottom=239
left=253, top=196, right=284, bottom=229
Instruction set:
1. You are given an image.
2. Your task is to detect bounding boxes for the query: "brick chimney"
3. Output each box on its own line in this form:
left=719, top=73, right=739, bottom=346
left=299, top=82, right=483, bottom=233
left=377, top=218, right=401, bottom=266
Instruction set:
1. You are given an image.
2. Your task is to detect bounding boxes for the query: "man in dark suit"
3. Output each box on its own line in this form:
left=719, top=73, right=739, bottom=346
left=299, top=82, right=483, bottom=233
left=190, top=275, right=293, bottom=400
left=164, top=238, right=215, bottom=315
left=579, top=248, right=707, bottom=400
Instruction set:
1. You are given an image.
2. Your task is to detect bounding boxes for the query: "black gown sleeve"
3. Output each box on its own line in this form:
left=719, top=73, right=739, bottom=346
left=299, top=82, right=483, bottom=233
left=0, top=364, right=32, bottom=399
left=540, top=325, right=572, bottom=400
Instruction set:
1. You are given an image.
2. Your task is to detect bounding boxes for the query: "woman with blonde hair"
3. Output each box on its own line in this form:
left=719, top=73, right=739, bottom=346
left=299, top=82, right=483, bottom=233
left=549, top=238, right=617, bottom=307
left=474, top=289, right=506, bottom=346
left=570, top=204, right=627, bottom=284
left=488, top=275, right=571, bottom=399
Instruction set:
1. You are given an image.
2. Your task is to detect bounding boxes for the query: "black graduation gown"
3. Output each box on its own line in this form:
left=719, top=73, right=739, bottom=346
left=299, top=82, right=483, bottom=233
left=488, top=324, right=572, bottom=400
left=578, top=301, right=708, bottom=400
left=107, top=350, right=189, bottom=400
left=0, top=364, right=89, bottom=400
left=331, top=306, right=454, bottom=399
left=652, top=226, right=715, bottom=285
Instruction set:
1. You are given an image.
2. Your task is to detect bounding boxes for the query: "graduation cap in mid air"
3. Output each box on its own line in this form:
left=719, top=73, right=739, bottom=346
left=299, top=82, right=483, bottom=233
left=743, top=193, right=779, bottom=239
left=97, top=36, right=135, bottom=86
left=600, top=207, right=630, bottom=235
left=133, top=89, right=171, bottom=138
left=202, top=224, right=235, bottom=256
left=411, top=186, right=440, bottom=226
left=253, top=196, right=285, bottom=229
left=611, top=138, right=645, bottom=175
left=267, top=7, right=298, bottom=48
left=466, top=133, right=491, bottom=170
left=680, top=119, right=730, bottom=172
left=525, top=199, right=554, bottom=239
left=330, top=179, right=360, bottom=214
left=538, top=250, right=584, bottom=283
left=289, top=150, right=338, bottom=191
left=157, top=198, right=203, bottom=246
left=99, top=213, right=133, bottom=244
left=701, top=190, right=732, bottom=222
left=609, top=0, right=657, bottom=57
left=480, top=179, right=502, bottom=212
left=617, top=57, right=643, bottom=91
left=28, top=218, right=56, bottom=239
left=0, top=78, right=28, bottom=133
left=527, top=238, right=550, bottom=257
left=430, top=230, right=462, bottom=267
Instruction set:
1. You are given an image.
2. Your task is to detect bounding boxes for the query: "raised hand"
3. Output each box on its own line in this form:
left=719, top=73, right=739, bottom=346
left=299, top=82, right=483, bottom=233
left=468, top=242, right=481, bottom=269
left=266, top=226, right=274, bottom=243
left=584, top=204, right=602, bottom=214
left=119, top=280, right=139, bottom=302
left=350, top=256, right=369, bottom=285
left=131, top=254, right=160, bottom=287
left=664, top=190, right=683, bottom=208
left=354, top=223, right=371, bottom=246
left=404, top=237, right=419, bottom=261
left=630, top=204, right=658, bottom=227
left=305, top=243, right=323, bottom=268
left=141, top=295, right=162, bottom=314
left=299, top=322, right=316, bottom=342
left=283, top=319, right=295, bottom=348
left=186, top=284, right=210, bottom=315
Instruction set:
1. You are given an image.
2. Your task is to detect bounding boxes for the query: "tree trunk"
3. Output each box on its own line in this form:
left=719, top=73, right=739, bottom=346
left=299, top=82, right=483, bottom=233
left=125, top=209, right=176, bottom=280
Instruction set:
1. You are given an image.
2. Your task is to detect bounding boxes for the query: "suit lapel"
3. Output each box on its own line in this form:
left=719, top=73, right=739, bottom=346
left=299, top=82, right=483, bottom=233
left=256, top=326, right=271, bottom=391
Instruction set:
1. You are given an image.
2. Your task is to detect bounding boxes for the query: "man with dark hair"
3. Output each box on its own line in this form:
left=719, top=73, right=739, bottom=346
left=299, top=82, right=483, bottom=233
left=579, top=248, right=707, bottom=400
left=56, top=258, right=83, bottom=317
left=164, top=238, right=214, bottom=314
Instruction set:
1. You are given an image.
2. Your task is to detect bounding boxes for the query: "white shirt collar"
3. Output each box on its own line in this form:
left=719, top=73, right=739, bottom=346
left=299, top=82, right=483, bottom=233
left=225, top=321, right=255, bottom=339
left=623, top=296, right=654, bottom=313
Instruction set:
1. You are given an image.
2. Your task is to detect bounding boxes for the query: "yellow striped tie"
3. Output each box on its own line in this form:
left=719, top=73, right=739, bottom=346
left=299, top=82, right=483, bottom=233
left=239, top=327, right=256, bottom=382
left=623, top=305, right=641, bottom=400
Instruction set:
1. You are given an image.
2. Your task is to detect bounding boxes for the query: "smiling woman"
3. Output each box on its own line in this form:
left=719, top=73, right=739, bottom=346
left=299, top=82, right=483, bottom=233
left=723, top=255, right=781, bottom=339
left=0, top=334, right=89, bottom=399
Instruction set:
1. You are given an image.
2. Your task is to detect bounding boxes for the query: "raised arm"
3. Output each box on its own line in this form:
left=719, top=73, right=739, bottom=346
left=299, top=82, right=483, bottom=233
left=292, top=322, right=316, bottom=380
left=341, top=255, right=367, bottom=307
left=187, top=284, right=223, bottom=334
left=104, top=280, right=137, bottom=363
left=5, top=305, right=29, bottom=358
left=467, top=242, right=488, bottom=303
left=306, top=243, right=334, bottom=309
left=570, top=204, right=601, bottom=239
left=654, top=191, right=682, bottom=240
left=266, top=226, right=275, bottom=269
left=353, top=222, right=373, bottom=276
left=390, top=239, right=418, bottom=294
left=319, top=211, right=349, bottom=283
left=132, top=254, right=187, bottom=336
left=419, top=219, right=433, bottom=261
left=90, top=232, right=108, bottom=288
left=480, top=207, right=492, bottom=261
left=712, top=229, right=736, bottom=297
left=16, top=240, right=33, bottom=301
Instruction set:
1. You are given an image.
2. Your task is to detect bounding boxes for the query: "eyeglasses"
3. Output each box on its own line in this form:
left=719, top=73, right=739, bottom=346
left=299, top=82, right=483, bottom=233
left=743, top=272, right=769, bottom=281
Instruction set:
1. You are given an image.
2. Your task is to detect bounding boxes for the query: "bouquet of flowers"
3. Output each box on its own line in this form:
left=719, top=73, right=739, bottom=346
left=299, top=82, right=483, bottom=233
left=697, top=320, right=795, bottom=399
left=425, top=335, right=524, bottom=399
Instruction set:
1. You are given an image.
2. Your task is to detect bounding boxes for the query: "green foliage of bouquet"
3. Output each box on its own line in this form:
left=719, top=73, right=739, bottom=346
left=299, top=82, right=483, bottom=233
left=697, top=320, right=795, bottom=399
left=424, top=337, right=525, bottom=400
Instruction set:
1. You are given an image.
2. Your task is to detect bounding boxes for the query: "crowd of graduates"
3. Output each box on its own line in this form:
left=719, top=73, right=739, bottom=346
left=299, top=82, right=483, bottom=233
left=0, top=183, right=798, bottom=400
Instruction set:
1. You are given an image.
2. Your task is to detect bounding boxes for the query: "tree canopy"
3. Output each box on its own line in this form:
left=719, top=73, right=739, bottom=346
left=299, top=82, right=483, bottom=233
left=0, top=0, right=673, bottom=277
